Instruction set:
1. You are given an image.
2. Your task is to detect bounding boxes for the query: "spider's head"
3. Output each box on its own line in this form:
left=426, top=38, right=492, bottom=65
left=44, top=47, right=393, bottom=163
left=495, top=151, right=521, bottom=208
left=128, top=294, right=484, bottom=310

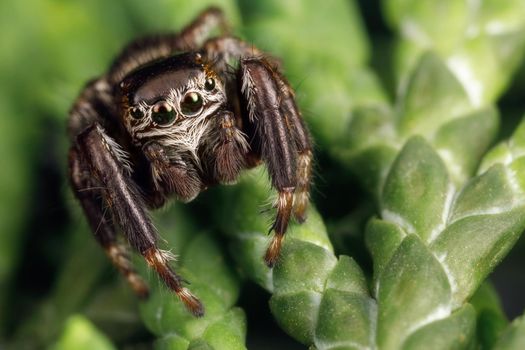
left=117, top=52, right=226, bottom=146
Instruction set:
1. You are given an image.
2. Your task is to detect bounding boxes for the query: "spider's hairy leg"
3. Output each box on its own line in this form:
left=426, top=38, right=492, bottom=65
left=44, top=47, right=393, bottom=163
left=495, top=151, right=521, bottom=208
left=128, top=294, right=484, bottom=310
left=267, top=189, right=295, bottom=267
left=205, top=111, right=249, bottom=183
left=69, top=147, right=149, bottom=298
left=73, top=124, right=204, bottom=316
left=108, top=7, right=229, bottom=84
left=240, top=57, right=309, bottom=267
left=201, top=35, right=312, bottom=215
left=177, top=6, right=230, bottom=49
left=294, top=150, right=313, bottom=221
left=276, top=79, right=313, bottom=223
left=143, top=142, right=203, bottom=204
left=201, top=36, right=263, bottom=70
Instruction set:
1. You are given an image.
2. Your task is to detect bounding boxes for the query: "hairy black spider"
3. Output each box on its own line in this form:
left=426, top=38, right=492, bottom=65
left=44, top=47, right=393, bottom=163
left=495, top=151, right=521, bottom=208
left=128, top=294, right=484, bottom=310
left=68, top=7, right=312, bottom=316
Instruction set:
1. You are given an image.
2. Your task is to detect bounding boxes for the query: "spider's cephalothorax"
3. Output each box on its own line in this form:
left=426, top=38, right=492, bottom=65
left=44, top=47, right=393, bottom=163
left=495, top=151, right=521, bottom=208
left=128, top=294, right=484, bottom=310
left=68, top=7, right=312, bottom=316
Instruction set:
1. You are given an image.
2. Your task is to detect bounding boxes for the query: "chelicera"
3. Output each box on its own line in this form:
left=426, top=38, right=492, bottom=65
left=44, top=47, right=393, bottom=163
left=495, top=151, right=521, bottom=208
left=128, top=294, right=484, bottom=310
left=68, top=7, right=312, bottom=316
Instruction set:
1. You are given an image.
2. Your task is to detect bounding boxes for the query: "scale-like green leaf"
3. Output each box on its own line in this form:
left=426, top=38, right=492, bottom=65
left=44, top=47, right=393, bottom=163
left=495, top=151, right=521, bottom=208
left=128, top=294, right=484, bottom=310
left=315, top=289, right=376, bottom=350
left=479, top=116, right=525, bottom=174
left=273, top=240, right=337, bottom=295
left=365, top=218, right=406, bottom=290
left=401, top=304, right=476, bottom=350
left=377, top=235, right=452, bottom=350
left=325, top=256, right=368, bottom=296
left=383, top=0, right=525, bottom=103
left=449, top=165, right=523, bottom=222
left=364, top=115, right=525, bottom=349
left=346, top=106, right=397, bottom=154
left=433, top=107, right=499, bottom=184
left=383, top=0, right=468, bottom=55
left=494, top=315, right=525, bottom=350
left=381, top=137, right=451, bottom=242
left=269, top=291, right=321, bottom=345
left=317, top=256, right=376, bottom=348
left=431, top=208, right=525, bottom=306
left=340, top=53, right=498, bottom=196
left=396, top=53, right=472, bottom=138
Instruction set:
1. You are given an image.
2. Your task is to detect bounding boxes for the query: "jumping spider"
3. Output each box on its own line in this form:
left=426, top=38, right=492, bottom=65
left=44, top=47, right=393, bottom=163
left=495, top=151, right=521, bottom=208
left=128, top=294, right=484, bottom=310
left=68, top=7, right=312, bottom=316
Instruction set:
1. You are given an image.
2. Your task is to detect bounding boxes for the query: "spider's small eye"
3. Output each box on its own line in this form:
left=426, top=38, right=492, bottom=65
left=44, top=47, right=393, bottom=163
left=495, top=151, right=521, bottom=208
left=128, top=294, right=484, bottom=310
left=204, top=78, right=215, bottom=91
left=130, top=107, right=144, bottom=119
left=180, top=92, right=203, bottom=116
left=152, top=102, right=176, bottom=125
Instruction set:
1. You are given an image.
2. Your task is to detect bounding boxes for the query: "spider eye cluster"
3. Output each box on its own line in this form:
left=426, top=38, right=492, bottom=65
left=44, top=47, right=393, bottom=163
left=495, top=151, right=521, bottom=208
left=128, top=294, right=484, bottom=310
left=127, top=76, right=218, bottom=125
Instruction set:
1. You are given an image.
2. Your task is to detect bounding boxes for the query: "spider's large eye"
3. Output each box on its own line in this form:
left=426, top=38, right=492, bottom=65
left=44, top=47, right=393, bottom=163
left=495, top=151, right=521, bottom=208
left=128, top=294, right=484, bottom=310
left=180, top=92, right=203, bottom=116
left=152, top=101, right=176, bottom=125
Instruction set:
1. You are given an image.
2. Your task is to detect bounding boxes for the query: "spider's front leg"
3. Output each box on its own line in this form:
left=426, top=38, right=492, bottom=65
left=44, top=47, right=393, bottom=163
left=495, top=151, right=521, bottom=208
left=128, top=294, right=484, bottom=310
left=108, top=6, right=229, bottom=84
left=69, top=146, right=150, bottom=298
left=239, top=57, right=313, bottom=267
left=70, top=124, right=204, bottom=316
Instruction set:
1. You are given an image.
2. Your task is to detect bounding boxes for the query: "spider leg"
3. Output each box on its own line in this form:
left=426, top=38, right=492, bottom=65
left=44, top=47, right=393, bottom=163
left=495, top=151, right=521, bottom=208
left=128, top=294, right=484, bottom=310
left=176, top=6, right=230, bottom=49
left=274, top=78, right=313, bottom=223
left=200, top=111, right=250, bottom=184
left=143, top=142, right=203, bottom=204
left=108, top=7, right=228, bottom=83
left=239, top=57, right=313, bottom=267
left=201, top=36, right=263, bottom=72
left=71, top=124, right=204, bottom=316
left=213, top=112, right=250, bottom=183
left=201, top=37, right=313, bottom=266
left=69, top=147, right=149, bottom=298
left=201, top=37, right=312, bottom=216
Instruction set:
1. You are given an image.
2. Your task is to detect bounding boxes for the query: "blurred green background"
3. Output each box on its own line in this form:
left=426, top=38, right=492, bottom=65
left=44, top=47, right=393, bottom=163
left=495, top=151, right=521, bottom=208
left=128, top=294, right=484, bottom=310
left=1, top=0, right=525, bottom=349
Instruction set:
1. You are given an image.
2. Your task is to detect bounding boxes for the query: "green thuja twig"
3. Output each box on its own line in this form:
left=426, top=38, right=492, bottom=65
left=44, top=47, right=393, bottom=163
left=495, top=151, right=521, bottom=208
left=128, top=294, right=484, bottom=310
left=338, top=45, right=525, bottom=348
left=213, top=169, right=376, bottom=349
left=382, top=0, right=525, bottom=104
left=337, top=52, right=498, bottom=194
left=367, top=132, right=525, bottom=348
left=214, top=116, right=525, bottom=349
left=137, top=207, right=247, bottom=350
